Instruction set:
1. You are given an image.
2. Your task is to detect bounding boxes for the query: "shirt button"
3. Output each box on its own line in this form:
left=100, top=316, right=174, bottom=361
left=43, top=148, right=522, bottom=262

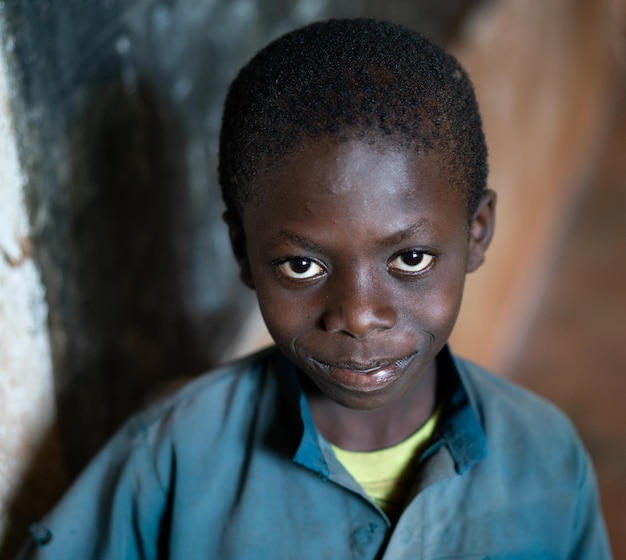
left=398, top=526, right=413, bottom=544
left=353, top=523, right=378, bottom=547
left=30, top=523, right=53, bottom=546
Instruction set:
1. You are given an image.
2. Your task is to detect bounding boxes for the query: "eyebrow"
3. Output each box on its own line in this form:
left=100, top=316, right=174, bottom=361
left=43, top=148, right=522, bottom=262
left=275, top=231, right=327, bottom=254
left=376, top=221, right=428, bottom=248
left=276, top=220, right=428, bottom=253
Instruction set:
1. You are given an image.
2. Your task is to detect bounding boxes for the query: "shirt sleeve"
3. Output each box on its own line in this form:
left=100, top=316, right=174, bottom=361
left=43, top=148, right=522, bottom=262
left=22, top=414, right=170, bottom=560
left=568, top=450, right=613, bottom=559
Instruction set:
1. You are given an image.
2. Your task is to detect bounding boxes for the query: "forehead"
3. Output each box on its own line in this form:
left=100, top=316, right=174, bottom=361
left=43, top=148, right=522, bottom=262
left=242, top=137, right=468, bottom=243
left=249, top=136, right=462, bottom=207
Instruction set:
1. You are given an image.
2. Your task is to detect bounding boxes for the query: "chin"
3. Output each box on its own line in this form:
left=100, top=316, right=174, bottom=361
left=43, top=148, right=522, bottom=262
left=318, top=382, right=399, bottom=412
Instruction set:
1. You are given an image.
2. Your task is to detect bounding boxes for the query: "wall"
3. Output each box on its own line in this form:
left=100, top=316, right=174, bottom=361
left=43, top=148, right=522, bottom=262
left=449, top=0, right=618, bottom=370
left=0, top=39, right=65, bottom=553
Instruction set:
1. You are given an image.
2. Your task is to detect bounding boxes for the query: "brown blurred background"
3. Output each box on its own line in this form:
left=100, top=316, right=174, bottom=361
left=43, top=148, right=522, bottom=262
left=0, top=0, right=624, bottom=557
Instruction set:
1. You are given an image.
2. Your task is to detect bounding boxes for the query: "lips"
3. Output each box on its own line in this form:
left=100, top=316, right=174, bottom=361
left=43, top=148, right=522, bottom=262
left=323, top=360, right=390, bottom=374
left=309, top=352, right=418, bottom=392
left=315, top=352, right=416, bottom=372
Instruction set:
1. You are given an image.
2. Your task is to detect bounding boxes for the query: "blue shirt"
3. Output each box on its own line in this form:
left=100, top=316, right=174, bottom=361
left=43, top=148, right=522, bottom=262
left=26, top=346, right=611, bottom=559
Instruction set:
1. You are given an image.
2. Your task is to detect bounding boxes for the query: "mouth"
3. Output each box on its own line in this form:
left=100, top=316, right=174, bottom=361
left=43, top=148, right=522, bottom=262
left=309, top=352, right=418, bottom=391
left=316, top=354, right=415, bottom=373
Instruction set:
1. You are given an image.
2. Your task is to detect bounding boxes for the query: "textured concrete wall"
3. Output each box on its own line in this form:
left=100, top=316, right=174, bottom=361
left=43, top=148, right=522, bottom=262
left=0, top=39, right=64, bottom=553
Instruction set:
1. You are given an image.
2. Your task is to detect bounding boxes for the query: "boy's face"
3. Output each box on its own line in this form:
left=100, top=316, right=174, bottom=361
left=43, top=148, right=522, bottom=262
left=230, top=137, right=495, bottom=412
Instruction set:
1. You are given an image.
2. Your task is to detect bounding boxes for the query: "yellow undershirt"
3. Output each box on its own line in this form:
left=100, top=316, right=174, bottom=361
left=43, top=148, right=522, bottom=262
left=330, top=410, right=440, bottom=522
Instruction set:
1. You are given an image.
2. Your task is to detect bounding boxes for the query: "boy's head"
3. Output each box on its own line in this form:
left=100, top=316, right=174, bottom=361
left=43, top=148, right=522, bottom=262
left=219, top=19, right=495, bottom=418
left=219, top=18, right=488, bottom=223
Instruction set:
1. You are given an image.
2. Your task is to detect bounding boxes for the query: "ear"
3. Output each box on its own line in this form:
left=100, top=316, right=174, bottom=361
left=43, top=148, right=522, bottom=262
left=223, top=211, right=255, bottom=289
left=466, top=189, right=496, bottom=273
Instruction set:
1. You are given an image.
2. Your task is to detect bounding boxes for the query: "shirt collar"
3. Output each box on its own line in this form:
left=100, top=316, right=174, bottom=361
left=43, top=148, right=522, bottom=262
left=436, top=346, right=488, bottom=474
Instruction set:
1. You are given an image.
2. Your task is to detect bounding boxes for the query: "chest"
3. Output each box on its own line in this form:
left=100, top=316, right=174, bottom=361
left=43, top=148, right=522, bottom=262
left=161, top=445, right=574, bottom=560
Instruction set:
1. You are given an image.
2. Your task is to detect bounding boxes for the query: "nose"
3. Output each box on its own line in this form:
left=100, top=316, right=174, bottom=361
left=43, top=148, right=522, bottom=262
left=322, top=270, right=396, bottom=339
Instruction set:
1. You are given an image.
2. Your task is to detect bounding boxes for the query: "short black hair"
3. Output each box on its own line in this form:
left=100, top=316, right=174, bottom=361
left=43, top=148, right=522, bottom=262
left=219, top=18, right=487, bottom=221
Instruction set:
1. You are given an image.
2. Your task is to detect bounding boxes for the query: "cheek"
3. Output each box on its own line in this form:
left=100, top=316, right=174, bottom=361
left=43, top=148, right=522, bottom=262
left=255, top=284, right=319, bottom=343
left=433, top=276, right=466, bottom=331
left=404, top=273, right=466, bottom=337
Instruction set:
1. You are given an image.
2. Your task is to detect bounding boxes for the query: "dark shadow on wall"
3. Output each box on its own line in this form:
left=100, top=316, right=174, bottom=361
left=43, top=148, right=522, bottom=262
left=60, top=81, right=208, bottom=476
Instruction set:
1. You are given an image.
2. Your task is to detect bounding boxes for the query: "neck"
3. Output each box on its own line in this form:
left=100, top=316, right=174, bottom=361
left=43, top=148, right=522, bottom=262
left=303, top=362, right=438, bottom=451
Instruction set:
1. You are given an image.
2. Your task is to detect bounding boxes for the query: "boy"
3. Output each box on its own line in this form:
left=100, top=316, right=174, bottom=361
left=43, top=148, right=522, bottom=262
left=25, top=19, right=611, bottom=559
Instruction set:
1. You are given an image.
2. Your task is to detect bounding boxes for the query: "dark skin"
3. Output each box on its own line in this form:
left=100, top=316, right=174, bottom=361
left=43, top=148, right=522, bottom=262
left=227, top=135, right=495, bottom=451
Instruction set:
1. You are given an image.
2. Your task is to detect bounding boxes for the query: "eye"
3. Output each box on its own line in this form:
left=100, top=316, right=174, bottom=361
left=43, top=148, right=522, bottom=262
left=276, top=257, right=326, bottom=280
left=389, top=250, right=435, bottom=274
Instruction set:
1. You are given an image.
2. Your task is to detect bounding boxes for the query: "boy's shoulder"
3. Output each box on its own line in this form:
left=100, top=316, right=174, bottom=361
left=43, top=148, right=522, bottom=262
left=452, top=353, right=587, bottom=470
left=129, top=346, right=285, bottom=445
left=454, top=354, right=570, bottom=422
